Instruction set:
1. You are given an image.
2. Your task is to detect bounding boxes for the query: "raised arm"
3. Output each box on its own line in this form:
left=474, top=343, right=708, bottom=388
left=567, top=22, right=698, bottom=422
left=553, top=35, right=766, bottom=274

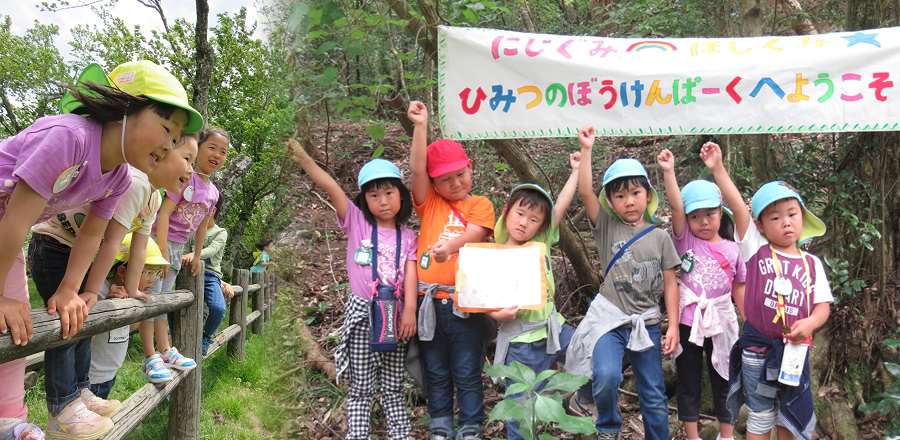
left=408, top=101, right=430, bottom=205
left=552, top=152, right=581, bottom=227
left=657, top=149, right=685, bottom=237
left=700, top=142, right=750, bottom=239
left=577, top=125, right=600, bottom=225
left=287, top=139, right=348, bottom=220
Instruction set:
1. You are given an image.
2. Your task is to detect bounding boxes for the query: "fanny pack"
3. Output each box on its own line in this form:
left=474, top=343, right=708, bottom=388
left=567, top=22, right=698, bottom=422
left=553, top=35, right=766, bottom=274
left=369, top=224, right=402, bottom=352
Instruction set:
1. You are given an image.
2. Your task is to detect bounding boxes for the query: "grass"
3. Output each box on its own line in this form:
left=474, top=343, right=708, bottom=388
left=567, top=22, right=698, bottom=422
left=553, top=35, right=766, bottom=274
left=24, top=288, right=292, bottom=439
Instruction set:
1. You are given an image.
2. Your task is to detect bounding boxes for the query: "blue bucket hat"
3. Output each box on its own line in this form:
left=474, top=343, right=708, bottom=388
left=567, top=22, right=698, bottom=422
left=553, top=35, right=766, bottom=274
left=357, top=159, right=402, bottom=188
left=599, top=158, right=659, bottom=223
left=682, top=180, right=733, bottom=221
left=751, top=181, right=826, bottom=245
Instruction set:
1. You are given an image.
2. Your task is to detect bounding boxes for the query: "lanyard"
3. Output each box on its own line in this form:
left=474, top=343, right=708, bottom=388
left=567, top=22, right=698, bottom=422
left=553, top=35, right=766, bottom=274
left=769, top=245, right=812, bottom=329
left=371, top=224, right=402, bottom=287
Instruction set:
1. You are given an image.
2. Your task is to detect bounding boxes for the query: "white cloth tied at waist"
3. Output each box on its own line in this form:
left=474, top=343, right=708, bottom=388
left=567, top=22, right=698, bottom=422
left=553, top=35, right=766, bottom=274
left=672, top=282, right=738, bottom=380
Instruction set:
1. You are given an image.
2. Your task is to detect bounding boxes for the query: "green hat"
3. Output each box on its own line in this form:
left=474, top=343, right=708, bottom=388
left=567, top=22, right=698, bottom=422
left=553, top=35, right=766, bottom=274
left=60, top=61, right=204, bottom=133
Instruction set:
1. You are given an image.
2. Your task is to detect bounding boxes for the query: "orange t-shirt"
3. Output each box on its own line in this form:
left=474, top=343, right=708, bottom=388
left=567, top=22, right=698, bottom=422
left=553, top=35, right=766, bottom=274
left=415, top=186, right=496, bottom=299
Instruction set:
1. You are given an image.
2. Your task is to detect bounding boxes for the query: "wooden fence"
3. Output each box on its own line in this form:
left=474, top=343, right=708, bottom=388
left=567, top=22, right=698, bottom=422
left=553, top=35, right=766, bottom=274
left=0, top=264, right=278, bottom=439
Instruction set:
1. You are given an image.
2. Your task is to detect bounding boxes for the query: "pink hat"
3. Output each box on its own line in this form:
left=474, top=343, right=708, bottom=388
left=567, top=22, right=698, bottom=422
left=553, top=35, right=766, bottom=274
left=426, top=139, right=470, bottom=178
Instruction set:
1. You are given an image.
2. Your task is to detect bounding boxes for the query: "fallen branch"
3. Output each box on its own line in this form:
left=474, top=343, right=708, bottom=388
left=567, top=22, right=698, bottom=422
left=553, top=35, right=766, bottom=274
left=618, top=388, right=717, bottom=421
left=294, top=318, right=336, bottom=381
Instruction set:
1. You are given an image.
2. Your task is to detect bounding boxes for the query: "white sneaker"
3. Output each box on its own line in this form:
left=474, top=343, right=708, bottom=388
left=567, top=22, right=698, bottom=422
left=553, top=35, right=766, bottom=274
left=46, top=398, right=112, bottom=440
left=161, top=347, right=196, bottom=371
left=79, top=388, right=121, bottom=418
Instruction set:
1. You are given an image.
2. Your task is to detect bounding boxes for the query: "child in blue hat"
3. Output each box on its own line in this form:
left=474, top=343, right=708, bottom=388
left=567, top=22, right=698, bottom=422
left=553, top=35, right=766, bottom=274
left=566, top=126, right=681, bottom=440
left=657, top=149, right=747, bottom=440
left=702, top=142, right=831, bottom=440
left=287, top=140, right=418, bottom=440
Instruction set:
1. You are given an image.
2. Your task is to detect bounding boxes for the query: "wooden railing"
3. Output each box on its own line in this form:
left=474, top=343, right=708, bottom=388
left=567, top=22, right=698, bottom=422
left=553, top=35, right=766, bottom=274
left=0, top=264, right=278, bottom=439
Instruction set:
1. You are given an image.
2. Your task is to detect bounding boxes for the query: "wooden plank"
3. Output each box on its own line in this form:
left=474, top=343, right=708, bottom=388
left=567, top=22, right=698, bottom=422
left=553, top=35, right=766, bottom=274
left=227, top=269, right=250, bottom=361
left=0, top=291, right=194, bottom=364
left=250, top=272, right=264, bottom=335
left=203, top=324, right=241, bottom=360
left=245, top=310, right=261, bottom=327
left=167, top=265, right=204, bottom=438
left=99, top=368, right=190, bottom=440
left=25, top=353, right=42, bottom=372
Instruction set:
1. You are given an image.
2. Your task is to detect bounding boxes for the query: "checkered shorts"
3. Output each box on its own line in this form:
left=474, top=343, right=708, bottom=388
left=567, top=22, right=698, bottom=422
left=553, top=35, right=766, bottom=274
left=341, top=294, right=411, bottom=440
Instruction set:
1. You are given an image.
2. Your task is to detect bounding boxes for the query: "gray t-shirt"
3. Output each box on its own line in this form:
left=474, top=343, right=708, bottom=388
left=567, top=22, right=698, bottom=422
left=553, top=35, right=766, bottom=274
left=90, top=280, right=130, bottom=384
left=591, top=205, right=680, bottom=320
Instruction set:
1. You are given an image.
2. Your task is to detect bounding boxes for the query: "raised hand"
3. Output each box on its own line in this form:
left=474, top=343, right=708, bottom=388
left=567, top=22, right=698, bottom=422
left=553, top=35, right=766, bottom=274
left=578, top=125, right=596, bottom=150
left=408, top=101, right=428, bottom=126
left=569, top=151, right=581, bottom=172
left=700, top=142, right=724, bottom=170
left=657, top=149, right=675, bottom=172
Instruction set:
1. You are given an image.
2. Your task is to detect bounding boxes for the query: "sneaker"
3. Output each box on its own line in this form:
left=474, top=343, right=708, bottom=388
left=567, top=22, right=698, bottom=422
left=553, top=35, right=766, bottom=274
left=142, top=354, right=173, bottom=384
left=161, top=347, right=196, bottom=370
left=566, top=393, right=595, bottom=418
left=201, top=338, right=211, bottom=357
left=79, top=388, right=121, bottom=418
left=46, top=398, right=112, bottom=440
left=597, top=433, right=618, bottom=440
left=12, top=422, right=45, bottom=440
left=430, top=435, right=449, bottom=440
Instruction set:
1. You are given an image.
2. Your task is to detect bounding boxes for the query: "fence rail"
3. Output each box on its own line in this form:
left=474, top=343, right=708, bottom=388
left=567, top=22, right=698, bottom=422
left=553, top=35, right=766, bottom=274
left=0, top=265, right=278, bottom=440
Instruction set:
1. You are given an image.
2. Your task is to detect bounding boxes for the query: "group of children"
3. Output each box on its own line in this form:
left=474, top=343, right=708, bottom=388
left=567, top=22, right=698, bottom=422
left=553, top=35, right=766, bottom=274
left=290, top=101, right=832, bottom=440
left=0, top=60, right=237, bottom=440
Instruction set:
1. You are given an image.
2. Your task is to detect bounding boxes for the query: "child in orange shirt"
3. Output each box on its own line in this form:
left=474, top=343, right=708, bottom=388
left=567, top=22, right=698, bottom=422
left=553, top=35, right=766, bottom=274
left=408, top=101, right=496, bottom=440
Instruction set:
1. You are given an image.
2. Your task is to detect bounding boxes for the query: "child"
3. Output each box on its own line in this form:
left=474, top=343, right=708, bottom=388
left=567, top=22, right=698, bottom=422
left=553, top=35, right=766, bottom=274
left=489, top=153, right=582, bottom=440
left=89, top=234, right=170, bottom=399
left=287, top=139, right=418, bottom=440
left=142, top=127, right=227, bottom=382
left=703, top=142, right=832, bottom=440
left=250, top=238, right=278, bottom=273
left=657, top=149, right=746, bottom=440
left=183, top=194, right=231, bottom=356
left=407, top=101, right=496, bottom=440
left=565, top=125, right=680, bottom=440
left=15, top=60, right=201, bottom=440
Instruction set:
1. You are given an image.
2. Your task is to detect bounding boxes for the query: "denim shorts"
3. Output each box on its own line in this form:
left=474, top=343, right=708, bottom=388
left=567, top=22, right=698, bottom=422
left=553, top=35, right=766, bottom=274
left=741, top=349, right=776, bottom=413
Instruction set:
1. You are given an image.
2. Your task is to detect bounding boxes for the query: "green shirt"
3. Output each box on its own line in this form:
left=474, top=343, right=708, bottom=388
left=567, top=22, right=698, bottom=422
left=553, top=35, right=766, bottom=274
left=186, top=224, right=228, bottom=278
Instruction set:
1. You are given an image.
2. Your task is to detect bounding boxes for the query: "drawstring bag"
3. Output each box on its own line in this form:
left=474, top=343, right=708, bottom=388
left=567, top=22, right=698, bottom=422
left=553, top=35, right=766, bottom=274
left=368, top=224, right=402, bottom=352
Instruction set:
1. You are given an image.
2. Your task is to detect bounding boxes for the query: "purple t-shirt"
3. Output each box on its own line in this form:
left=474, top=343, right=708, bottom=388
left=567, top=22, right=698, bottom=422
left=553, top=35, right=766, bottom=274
left=673, top=226, right=746, bottom=326
left=153, top=173, right=218, bottom=243
left=338, top=199, right=417, bottom=308
left=0, top=114, right=130, bottom=223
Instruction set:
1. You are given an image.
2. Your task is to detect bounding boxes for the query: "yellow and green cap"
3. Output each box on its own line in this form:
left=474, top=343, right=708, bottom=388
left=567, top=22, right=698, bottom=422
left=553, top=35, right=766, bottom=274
left=115, top=233, right=170, bottom=267
left=60, top=60, right=204, bottom=133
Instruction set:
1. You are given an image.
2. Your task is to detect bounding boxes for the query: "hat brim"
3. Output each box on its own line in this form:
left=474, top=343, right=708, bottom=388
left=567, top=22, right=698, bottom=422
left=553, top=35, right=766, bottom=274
left=428, top=159, right=470, bottom=178
left=60, top=64, right=111, bottom=115
left=142, top=93, right=204, bottom=134
left=799, top=208, right=826, bottom=245
left=358, top=171, right=402, bottom=188
left=599, top=186, right=660, bottom=223
left=510, top=184, right=554, bottom=207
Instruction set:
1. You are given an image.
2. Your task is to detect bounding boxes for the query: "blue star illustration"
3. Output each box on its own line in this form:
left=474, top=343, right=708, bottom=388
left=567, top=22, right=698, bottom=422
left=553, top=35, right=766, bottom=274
left=841, top=31, right=881, bottom=48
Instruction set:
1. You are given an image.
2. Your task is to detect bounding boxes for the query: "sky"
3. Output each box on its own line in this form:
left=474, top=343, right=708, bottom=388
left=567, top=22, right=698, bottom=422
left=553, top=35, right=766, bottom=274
left=6, top=0, right=268, bottom=61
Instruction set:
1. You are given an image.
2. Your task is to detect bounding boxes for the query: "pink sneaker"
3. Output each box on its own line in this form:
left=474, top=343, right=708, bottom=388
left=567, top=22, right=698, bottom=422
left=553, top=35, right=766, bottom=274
left=80, top=388, right=122, bottom=418
left=46, top=398, right=112, bottom=440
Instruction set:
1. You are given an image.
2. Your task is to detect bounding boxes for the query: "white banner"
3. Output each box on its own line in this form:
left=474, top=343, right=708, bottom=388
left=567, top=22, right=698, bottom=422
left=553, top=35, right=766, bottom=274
left=437, top=26, right=900, bottom=139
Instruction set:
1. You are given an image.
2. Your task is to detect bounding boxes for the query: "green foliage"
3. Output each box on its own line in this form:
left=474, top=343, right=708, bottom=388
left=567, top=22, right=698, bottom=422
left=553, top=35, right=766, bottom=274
left=484, top=361, right=596, bottom=439
left=592, top=0, right=718, bottom=37
left=859, top=328, right=900, bottom=438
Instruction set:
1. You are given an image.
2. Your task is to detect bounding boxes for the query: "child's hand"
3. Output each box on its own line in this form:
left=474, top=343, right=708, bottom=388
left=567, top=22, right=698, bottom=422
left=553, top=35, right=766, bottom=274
left=657, top=149, right=675, bottom=172
left=106, top=285, right=127, bottom=299
left=129, top=289, right=150, bottom=301
left=663, top=324, right=679, bottom=355
left=182, top=252, right=194, bottom=266
left=222, top=282, right=234, bottom=300
left=399, top=309, right=417, bottom=340
left=286, top=139, right=312, bottom=166
left=0, top=296, right=33, bottom=345
left=487, top=305, right=519, bottom=322
left=190, top=256, right=201, bottom=277
left=699, top=142, right=724, bottom=170
left=569, top=152, right=581, bottom=172
left=408, top=101, right=428, bottom=125
left=785, top=317, right=817, bottom=343
left=430, top=241, right=452, bottom=263
left=578, top=125, right=595, bottom=150
left=48, top=290, right=88, bottom=339
left=79, top=292, right=99, bottom=311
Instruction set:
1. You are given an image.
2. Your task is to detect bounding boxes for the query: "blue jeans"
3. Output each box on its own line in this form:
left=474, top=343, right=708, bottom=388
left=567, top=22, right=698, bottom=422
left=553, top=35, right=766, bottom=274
left=505, top=323, right=580, bottom=440
left=590, top=324, right=669, bottom=439
left=89, top=377, right=116, bottom=400
left=202, top=272, right=226, bottom=348
left=418, top=298, right=487, bottom=436
left=28, top=234, right=90, bottom=415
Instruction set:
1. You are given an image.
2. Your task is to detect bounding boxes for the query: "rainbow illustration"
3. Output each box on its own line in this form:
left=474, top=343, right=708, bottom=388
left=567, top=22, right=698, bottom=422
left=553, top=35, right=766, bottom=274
left=626, top=40, right=678, bottom=52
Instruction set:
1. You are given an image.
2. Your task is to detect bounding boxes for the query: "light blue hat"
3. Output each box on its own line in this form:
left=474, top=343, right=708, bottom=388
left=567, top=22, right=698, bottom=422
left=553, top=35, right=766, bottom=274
left=600, top=158, right=659, bottom=223
left=751, top=181, right=826, bottom=244
left=682, top=180, right=733, bottom=220
left=357, top=159, right=402, bottom=188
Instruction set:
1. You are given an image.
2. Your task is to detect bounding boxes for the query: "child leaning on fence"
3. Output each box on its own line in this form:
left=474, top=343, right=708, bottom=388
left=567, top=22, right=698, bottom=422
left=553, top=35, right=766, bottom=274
left=703, top=142, right=832, bottom=440
left=287, top=139, right=418, bottom=440
left=566, top=125, right=681, bottom=440
left=251, top=238, right=278, bottom=273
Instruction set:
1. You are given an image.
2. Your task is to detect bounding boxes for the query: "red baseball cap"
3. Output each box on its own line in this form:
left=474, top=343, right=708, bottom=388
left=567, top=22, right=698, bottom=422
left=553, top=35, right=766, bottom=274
left=426, top=139, right=470, bottom=178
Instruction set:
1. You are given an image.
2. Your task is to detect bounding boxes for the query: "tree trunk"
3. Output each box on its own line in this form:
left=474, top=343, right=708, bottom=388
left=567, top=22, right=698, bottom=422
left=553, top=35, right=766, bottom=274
left=193, top=0, right=213, bottom=123
left=738, top=0, right=773, bottom=182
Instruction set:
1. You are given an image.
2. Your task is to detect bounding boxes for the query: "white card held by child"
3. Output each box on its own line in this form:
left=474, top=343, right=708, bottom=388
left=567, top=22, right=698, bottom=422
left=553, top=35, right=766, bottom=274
left=454, top=242, right=547, bottom=313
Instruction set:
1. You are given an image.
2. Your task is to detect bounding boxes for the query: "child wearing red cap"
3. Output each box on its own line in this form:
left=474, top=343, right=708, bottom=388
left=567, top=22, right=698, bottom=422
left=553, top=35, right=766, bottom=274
left=407, top=101, right=496, bottom=440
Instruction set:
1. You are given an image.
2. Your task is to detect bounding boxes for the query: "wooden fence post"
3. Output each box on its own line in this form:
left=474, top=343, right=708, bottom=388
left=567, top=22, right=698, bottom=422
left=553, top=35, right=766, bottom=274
left=251, top=271, right=265, bottom=334
left=227, top=269, right=249, bottom=361
left=168, top=263, right=204, bottom=439
left=263, top=272, right=272, bottom=323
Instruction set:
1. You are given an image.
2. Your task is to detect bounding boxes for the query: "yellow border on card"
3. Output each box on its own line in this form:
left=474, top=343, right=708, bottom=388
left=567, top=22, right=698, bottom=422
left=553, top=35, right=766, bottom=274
left=454, top=242, right=548, bottom=313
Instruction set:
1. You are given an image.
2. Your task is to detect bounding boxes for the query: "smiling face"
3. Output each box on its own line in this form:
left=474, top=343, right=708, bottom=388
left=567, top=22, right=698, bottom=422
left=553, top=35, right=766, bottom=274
left=754, top=198, right=805, bottom=252
left=148, top=136, right=197, bottom=194
left=607, top=180, right=651, bottom=226
left=687, top=207, right=723, bottom=241
left=432, top=164, right=473, bottom=202
left=124, top=106, right=187, bottom=174
left=196, top=132, right=229, bottom=175
left=504, top=199, right=547, bottom=246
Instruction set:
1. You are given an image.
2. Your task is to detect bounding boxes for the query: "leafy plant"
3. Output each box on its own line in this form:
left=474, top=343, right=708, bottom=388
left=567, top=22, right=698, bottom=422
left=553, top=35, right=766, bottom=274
left=859, top=327, right=900, bottom=438
left=301, top=298, right=334, bottom=325
left=484, top=361, right=596, bottom=439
